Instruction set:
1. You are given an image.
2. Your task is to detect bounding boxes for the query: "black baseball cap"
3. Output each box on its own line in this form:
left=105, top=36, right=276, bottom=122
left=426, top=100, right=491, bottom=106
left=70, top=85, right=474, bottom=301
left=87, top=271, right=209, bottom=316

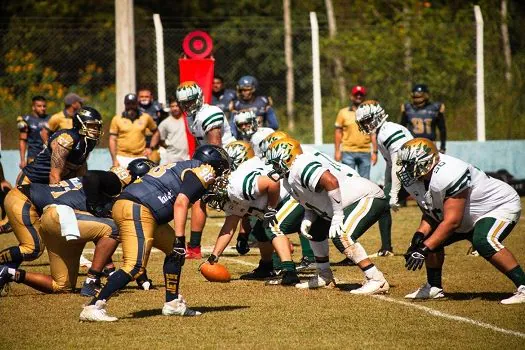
left=124, top=93, right=138, bottom=103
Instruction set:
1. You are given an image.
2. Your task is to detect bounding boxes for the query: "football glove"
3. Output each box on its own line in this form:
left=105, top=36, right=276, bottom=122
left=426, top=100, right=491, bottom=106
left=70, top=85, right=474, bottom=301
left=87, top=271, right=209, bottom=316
left=236, top=236, right=250, bottom=255
left=328, top=214, right=345, bottom=239
left=404, top=231, right=426, bottom=259
left=263, top=207, right=278, bottom=228
left=300, top=219, right=313, bottom=240
left=199, top=254, right=219, bottom=271
left=389, top=196, right=400, bottom=212
left=405, top=243, right=430, bottom=271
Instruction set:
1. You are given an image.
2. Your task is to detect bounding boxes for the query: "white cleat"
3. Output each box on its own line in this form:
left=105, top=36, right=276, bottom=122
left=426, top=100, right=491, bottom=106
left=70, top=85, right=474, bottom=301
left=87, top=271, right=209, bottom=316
left=501, top=285, right=525, bottom=305
left=79, top=300, right=118, bottom=322
left=350, top=272, right=390, bottom=295
left=79, top=254, right=92, bottom=269
left=162, top=295, right=202, bottom=316
left=295, top=269, right=336, bottom=289
left=405, top=283, right=445, bottom=300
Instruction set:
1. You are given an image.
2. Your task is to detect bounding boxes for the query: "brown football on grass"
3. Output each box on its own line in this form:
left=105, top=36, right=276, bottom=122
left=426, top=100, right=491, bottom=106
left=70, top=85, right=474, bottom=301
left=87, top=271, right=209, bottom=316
left=200, top=262, right=231, bottom=282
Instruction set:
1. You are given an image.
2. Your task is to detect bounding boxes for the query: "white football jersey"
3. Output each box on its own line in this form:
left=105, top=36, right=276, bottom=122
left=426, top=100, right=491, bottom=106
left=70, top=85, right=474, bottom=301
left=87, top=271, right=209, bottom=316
left=285, top=152, right=384, bottom=220
left=250, top=127, right=274, bottom=158
left=377, top=121, right=413, bottom=165
left=188, top=104, right=236, bottom=146
left=404, top=154, right=521, bottom=233
left=224, top=157, right=289, bottom=219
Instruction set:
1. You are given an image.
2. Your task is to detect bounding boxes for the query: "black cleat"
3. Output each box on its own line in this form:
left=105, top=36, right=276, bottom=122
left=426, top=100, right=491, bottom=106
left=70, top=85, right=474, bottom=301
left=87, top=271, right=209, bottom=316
left=332, top=257, right=356, bottom=266
left=240, top=266, right=277, bottom=280
left=265, top=270, right=300, bottom=286
left=296, top=256, right=316, bottom=272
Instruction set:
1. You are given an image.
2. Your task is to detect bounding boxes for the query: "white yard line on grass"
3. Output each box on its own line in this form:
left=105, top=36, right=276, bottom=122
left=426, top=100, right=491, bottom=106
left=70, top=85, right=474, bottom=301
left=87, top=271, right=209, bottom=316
left=81, top=247, right=525, bottom=339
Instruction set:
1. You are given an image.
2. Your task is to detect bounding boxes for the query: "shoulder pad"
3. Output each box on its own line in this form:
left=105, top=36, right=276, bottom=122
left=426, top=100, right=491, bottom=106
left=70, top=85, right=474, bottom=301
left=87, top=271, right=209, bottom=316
left=55, top=131, right=75, bottom=150
left=110, top=166, right=132, bottom=187
left=17, top=116, right=28, bottom=131
left=190, top=164, right=216, bottom=189
left=255, top=96, right=269, bottom=105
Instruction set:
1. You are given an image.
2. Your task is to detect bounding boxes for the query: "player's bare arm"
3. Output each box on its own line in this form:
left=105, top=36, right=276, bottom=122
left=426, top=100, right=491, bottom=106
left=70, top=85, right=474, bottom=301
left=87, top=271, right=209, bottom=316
left=49, top=139, right=70, bottom=184
left=257, top=176, right=280, bottom=208
left=174, top=193, right=191, bottom=238
left=210, top=215, right=241, bottom=258
left=108, top=134, right=119, bottom=167
left=206, top=127, right=222, bottom=146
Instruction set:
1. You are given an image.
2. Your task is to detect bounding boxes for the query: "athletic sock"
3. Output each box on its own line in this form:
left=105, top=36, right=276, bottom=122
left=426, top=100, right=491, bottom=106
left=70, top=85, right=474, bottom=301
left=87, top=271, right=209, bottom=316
left=272, top=252, right=283, bottom=270
left=362, top=264, right=378, bottom=279
left=378, top=210, right=393, bottom=251
left=91, top=269, right=131, bottom=305
left=281, top=261, right=296, bottom=272
left=427, top=267, right=443, bottom=288
left=505, top=265, right=525, bottom=288
left=299, top=235, right=315, bottom=259
left=316, top=261, right=330, bottom=271
left=7, top=268, right=25, bottom=283
left=188, top=231, right=202, bottom=248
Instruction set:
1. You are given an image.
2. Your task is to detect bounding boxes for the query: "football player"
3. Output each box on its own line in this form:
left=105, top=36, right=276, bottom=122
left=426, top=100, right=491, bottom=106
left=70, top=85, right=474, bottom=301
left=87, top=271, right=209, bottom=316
left=398, top=138, right=524, bottom=304
left=355, top=100, right=414, bottom=256
left=79, top=145, right=230, bottom=321
left=230, top=75, right=279, bottom=137
left=202, top=141, right=303, bottom=285
left=18, top=106, right=103, bottom=185
left=266, top=138, right=390, bottom=294
left=233, top=110, right=275, bottom=158
left=0, top=160, right=154, bottom=295
left=176, top=81, right=236, bottom=259
left=17, top=95, right=50, bottom=168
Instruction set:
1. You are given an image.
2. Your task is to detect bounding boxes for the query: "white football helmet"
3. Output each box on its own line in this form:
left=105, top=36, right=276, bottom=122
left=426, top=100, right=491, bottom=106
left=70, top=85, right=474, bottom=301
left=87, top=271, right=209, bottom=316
left=234, top=110, right=258, bottom=139
left=396, top=138, right=439, bottom=186
left=176, top=81, right=203, bottom=117
left=355, top=100, right=388, bottom=134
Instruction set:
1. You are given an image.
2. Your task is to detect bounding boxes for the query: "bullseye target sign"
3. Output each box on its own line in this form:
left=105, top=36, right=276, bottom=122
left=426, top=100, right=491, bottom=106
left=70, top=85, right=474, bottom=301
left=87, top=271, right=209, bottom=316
left=182, top=31, right=213, bottom=59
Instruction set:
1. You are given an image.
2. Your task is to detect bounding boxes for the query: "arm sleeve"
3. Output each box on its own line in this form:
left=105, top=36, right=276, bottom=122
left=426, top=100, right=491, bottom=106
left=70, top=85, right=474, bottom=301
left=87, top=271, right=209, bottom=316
left=299, top=161, right=324, bottom=192
left=265, top=107, right=279, bottom=130
left=436, top=104, right=447, bottom=150
left=389, top=152, right=402, bottom=200
left=180, top=171, right=207, bottom=204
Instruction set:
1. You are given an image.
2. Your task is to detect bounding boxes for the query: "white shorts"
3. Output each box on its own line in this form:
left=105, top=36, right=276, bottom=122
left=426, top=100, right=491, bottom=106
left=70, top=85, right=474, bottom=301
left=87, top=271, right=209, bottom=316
left=116, top=155, right=146, bottom=169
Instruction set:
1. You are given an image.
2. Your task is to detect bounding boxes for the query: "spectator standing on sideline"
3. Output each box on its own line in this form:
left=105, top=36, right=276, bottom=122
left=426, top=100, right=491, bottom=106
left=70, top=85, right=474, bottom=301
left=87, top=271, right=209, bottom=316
left=0, top=130, right=13, bottom=234
left=400, top=83, right=447, bottom=153
left=230, top=75, right=279, bottom=138
left=334, top=85, right=378, bottom=178
left=212, top=75, right=237, bottom=131
left=41, top=93, right=84, bottom=143
left=109, top=93, right=160, bottom=168
left=138, top=87, right=164, bottom=164
left=158, top=98, right=190, bottom=163
left=17, top=96, right=50, bottom=169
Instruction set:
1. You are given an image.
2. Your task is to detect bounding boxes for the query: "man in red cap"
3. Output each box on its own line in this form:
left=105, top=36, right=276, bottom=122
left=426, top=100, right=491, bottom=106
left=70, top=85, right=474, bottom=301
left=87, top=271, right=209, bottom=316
left=334, top=85, right=378, bottom=178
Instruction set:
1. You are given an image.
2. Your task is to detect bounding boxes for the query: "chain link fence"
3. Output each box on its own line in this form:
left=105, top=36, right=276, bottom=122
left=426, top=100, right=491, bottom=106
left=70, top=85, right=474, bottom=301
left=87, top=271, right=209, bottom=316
left=1, top=14, right=521, bottom=149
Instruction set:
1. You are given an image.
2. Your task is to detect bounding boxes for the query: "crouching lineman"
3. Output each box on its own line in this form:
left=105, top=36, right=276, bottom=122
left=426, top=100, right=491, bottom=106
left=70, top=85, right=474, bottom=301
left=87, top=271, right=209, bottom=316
left=79, top=145, right=231, bottom=321
left=0, top=160, right=154, bottom=294
left=266, top=138, right=390, bottom=294
left=201, top=141, right=302, bottom=285
left=355, top=100, right=414, bottom=256
left=398, top=138, right=525, bottom=304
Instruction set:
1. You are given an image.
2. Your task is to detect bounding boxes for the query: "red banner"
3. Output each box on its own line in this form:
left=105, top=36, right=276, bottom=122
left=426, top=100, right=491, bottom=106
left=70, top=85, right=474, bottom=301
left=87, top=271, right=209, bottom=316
left=179, top=58, right=215, bottom=156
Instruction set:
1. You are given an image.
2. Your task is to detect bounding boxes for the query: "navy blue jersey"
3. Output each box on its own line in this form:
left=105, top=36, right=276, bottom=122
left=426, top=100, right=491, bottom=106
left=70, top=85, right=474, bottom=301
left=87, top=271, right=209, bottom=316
left=212, top=89, right=236, bottom=113
left=401, top=102, right=445, bottom=142
left=18, top=114, right=50, bottom=159
left=139, top=101, right=163, bottom=124
left=26, top=177, right=84, bottom=214
left=22, top=128, right=97, bottom=184
left=119, top=160, right=215, bottom=224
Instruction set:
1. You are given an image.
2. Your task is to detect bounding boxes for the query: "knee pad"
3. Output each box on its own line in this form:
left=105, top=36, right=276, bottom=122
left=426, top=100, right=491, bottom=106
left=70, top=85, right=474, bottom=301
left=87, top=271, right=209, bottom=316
left=331, top=235, right=354, bottom=254
left=344, top=242, right=368, bottom=264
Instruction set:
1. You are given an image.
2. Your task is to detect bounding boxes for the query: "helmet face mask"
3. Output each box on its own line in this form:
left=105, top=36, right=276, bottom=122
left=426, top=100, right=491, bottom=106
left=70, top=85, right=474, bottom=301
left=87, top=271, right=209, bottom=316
left=202, top=174, right=230, bottom=211
left=355, top=100, right=388, bottom=135
left=176, top=81, right=203, bottom=117
left=225, top=141, right=255, bottom=171
left=396, top=138, right=439, bottom=187
left=265, top=138, right=302, bottom=182
left=74, top=107, right=103, bottom=141
left=234, top=110, right=258, bottom=139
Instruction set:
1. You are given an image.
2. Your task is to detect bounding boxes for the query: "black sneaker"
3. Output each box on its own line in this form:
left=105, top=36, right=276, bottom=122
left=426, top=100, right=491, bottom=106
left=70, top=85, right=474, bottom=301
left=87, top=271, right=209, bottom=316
left=296, top=256, right=316, bottom=272
left=80, top=279, right=102, bottom=297
left=240, top=266, right=277, bottom=280
left=332, top=257, right=356, bottom=266
left=265, top=270, right=300, bottom=286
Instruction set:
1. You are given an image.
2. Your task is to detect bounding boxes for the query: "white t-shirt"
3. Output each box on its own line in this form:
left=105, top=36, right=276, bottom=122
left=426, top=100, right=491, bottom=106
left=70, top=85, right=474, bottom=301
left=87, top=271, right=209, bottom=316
left=158, top=116, right=189, bottom=163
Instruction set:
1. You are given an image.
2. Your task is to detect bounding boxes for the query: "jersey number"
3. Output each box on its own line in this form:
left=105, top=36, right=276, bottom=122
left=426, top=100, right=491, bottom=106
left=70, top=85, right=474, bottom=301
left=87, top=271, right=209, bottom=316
left=411, top=118, right=432, bottom=135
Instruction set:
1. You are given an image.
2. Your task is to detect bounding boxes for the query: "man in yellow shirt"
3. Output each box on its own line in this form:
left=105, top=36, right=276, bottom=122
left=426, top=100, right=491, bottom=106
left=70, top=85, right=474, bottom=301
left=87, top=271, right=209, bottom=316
left=109, top=93, right=160, bottom=168
left=40, top=93, right=84, bottom=143
left=334, top=85, right=377, bottom=179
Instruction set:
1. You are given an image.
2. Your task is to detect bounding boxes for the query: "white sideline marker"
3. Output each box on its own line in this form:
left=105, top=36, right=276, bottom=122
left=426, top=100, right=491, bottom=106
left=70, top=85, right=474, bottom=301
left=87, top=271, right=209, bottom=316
left=81, top=248, right=525, bottom=339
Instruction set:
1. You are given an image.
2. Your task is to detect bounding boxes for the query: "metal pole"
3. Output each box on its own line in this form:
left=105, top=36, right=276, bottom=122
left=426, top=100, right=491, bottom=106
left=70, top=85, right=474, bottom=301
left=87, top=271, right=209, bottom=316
left=153, top=14, right=166, bottom=106
left=474, top=5, right=485, bottom=141
left=310, top=12, right=323, bottom=145
left=115, top=0, right=136, bottom=114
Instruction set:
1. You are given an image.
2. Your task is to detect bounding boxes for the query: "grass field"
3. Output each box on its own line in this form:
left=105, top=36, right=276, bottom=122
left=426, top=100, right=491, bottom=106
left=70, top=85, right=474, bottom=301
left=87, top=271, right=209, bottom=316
left=1, top=200, right=524, bottom=349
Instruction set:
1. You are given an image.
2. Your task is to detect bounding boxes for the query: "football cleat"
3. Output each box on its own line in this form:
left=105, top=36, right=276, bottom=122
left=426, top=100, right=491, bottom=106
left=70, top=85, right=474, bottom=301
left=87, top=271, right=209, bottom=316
left=265, top=270, right=300, bottom=286
left=162, top=296, right=202, bottom=316
left=369, top=249, right=395, bottom=258
left=185, top=245, right=202, bottom=259
left=350, top=271, right=390, bottom=295
left=295, top=269, right=336, bottom=289
left=79, top=254, right=92, bottom=269
left=405, top=283, right=445, bottom=300
left=240, top=262, right=276, bottom=280
left=295, top=256, right=316, bottom=272
left=0, top=265, right=12, bottom=296
left=136, top=272, right=153, bottom=290
left=501, top=285, right=525, bottom=305
left=79, top=300, right=118, bottom=322
left=80, top=279, right=102, bottom=297
left=332, top=257, right=356, bottom=266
